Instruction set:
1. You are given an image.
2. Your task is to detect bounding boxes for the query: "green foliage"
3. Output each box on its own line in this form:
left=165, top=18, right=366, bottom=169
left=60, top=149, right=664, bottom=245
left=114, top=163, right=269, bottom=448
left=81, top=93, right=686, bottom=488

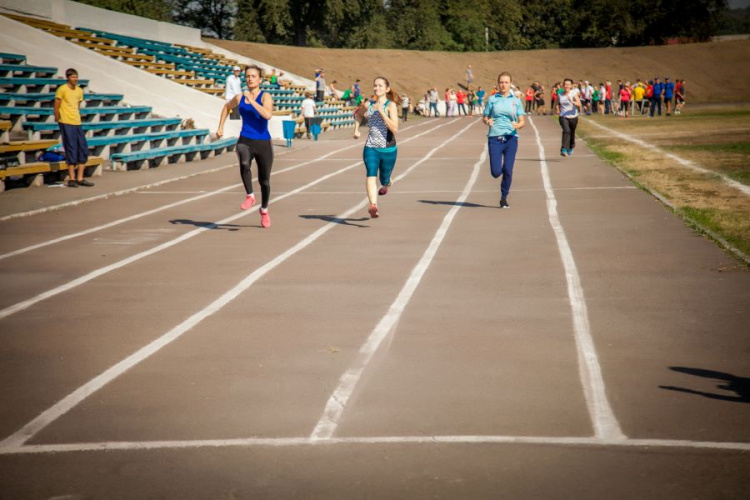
left=77, top=0, right=732, bottom=50
left=75, top=0, right=174, bottom=22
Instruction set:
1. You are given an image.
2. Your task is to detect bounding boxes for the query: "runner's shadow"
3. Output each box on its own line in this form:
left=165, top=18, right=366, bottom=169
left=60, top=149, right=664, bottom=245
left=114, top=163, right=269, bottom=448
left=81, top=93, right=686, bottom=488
left=169, top=219, right=250, bottom=231
left=299, top=214, right=370, bottom=228
left=659, top=367, right=750, bottom=404
left=418, top=200, right=497, bottom=209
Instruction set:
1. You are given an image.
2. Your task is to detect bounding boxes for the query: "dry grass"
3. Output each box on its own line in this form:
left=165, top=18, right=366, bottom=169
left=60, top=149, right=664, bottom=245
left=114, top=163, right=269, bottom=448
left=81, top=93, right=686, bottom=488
left=578, top=107, right=750, bottom=260
left=208, top=38, right=750, bottom=104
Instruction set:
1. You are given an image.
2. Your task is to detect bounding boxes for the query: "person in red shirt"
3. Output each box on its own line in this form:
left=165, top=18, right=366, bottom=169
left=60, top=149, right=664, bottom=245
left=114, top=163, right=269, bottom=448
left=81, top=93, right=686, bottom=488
left=605, top=80, right=612, bottom=115
left=525, top=85, right=535, bottom=113
left=456, top=89, right=468, bottom=116
left=619, top=83, right=632, bottom=118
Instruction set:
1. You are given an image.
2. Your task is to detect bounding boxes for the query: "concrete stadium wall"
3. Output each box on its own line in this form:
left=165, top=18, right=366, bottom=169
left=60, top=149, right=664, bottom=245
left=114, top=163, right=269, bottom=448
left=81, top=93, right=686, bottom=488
left=0, top=0, right=201, bottom=46
left=0, top=15, right=258, bottom=139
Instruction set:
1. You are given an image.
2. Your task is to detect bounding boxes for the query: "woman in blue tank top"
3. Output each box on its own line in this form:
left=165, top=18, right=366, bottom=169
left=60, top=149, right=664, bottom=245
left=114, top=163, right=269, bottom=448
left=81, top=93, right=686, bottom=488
left=353, top=76, right=400, bottom=219
left=217, top=65, right=275, bottom=228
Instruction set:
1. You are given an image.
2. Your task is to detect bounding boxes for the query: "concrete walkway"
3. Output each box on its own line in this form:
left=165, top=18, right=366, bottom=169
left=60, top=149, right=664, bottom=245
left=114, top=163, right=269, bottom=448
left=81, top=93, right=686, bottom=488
left=0, top=116, right=748, bottom=499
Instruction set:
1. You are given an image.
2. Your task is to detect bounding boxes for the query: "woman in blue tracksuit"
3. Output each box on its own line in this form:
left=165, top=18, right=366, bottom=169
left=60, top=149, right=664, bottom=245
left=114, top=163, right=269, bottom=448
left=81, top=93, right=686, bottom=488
left=483, top=72, right=526, bottom=209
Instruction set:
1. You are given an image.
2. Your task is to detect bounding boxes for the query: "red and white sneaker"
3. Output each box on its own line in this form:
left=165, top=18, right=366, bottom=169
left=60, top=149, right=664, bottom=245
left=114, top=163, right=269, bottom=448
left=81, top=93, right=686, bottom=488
left=240, top=193, right=256, bottom=210
left=260, top=208, right=271, bottom=228
left=368, top=204, right=379, bottom=218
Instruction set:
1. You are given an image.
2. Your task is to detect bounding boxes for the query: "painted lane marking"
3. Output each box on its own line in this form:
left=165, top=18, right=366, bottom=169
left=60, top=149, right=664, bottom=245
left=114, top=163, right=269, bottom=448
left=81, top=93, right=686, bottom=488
left=529, top=117, right=625, bottom=440
left=0, top=120, right=466, bottom=449
left=0, top=117, right=437, bottom=223
left=311, top=126, right=484, bottom=440
left=0, top=119, right=459, bottom=319
left=0, top=435, right=747, bottom=455
left=585, top=119, right=750, bottom=197
left=0, top=140, right=367, bottom=262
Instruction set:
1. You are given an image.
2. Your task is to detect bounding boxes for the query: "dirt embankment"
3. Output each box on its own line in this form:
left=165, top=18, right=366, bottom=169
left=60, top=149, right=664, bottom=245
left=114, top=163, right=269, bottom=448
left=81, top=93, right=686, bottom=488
left=209, top=38, right=750, bottom=104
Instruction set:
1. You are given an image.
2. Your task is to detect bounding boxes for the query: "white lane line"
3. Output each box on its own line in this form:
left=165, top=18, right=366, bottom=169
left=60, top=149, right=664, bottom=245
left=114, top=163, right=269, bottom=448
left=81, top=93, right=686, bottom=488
left=0, top=120, right=437, bottom=223
left=0, top=119, right=441, bottom=261
left=1, top=435, right=747, bottom=455
left=0, top=139, right=367, bottom=262
left=0, top=120, right=467, bottom=449
left=0, top=120, right=458, bottom=320
left=311, top=132, right=485, bottom=441
left=585, top=119, right=750, bottom=197
left=529, top=117, right=625, bottom=441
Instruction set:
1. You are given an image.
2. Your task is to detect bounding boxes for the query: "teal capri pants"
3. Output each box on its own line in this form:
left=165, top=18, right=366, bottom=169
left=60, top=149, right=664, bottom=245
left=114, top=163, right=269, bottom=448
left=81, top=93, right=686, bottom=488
left=363, top=146, right=397, bottom=186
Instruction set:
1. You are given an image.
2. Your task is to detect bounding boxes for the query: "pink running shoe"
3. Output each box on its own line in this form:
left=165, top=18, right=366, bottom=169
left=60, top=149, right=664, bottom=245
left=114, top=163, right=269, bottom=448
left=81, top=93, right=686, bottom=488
left=378, top=183, right=392, bottom=196
left=260, top=208, right=271, bottom=228
left=368, top=204, right=379, bottom=218
left=240, top=194, right=256, bottom=210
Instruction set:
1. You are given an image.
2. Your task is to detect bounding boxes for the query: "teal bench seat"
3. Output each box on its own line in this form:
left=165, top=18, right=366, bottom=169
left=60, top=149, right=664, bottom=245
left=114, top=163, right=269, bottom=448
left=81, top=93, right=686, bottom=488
left=0, top=92, right=124, bottom=103
left=110, top=137, right=236, bottom=169
left=87, top=128, right=209, bottom=147
left=0, top=105, right=151, bottom=117
left=23, top=117, right=181, bottom=132
left=0, top=63, right=58, bottom=77
left=0, top=78, right=90, bottom=87
left=0, top=53, right=26, bottom=64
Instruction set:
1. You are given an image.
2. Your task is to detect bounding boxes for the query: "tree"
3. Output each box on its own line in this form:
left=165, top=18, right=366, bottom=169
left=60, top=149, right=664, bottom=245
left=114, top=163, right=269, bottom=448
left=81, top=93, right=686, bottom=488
left=173, top=0, right=236, bottom=39
left=234, top=0, right=266, bottom=42
left=75, top=0, right=174, bottom=22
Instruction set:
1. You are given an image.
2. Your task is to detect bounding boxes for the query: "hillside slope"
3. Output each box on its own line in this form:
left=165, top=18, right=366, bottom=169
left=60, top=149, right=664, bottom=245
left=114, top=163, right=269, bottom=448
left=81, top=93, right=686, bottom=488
left=209, top=39, right=750, bottom=103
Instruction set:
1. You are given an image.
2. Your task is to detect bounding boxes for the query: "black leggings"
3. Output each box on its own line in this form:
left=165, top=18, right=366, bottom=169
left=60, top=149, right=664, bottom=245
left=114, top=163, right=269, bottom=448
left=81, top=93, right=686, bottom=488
left=559, top=116, right=578, bottom=151
left=236, top=137, right=273, bottom=209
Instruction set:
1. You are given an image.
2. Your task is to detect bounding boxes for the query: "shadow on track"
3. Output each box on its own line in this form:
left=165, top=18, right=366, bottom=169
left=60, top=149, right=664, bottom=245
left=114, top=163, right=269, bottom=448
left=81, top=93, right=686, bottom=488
left=659, top=366, right=750, bottom=404
left=299, top=214, right=370, bottom=228
left=418, top=200, right=498, bottom=209
left=169, top=219, right=253, bottom=231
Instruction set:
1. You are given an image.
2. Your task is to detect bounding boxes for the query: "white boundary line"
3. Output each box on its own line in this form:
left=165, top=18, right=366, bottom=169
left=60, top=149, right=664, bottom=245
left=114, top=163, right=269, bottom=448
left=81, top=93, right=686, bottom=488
left=311, top=128, right=485, bottom=440
left=529, top=117, right=625, bottom=440
left=585, top=119, right=750, bottom=197
left=0, top=120, right=437, bottom=223
left=0, top=142, right=364, bottom=262
left=0, top=435, right=747, bottom=455
left=0, top=119, right=468, bottom=449
left=0, top=119, right=457, bottom=320
left=0, top=120, right=439, bottom=260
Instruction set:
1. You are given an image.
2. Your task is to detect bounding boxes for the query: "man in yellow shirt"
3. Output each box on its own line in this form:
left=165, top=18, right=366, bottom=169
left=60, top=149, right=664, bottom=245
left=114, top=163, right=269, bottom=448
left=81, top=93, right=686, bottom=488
left=633, top=79, right=646, bottom=115
left=54, top=68, right=94, bottom=187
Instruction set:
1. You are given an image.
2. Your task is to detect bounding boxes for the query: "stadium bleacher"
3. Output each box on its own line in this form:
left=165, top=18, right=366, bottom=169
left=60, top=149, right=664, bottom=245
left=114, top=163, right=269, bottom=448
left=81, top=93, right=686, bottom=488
left=2, top=13, right=357, bottom=136
left=0, top=53, right=236, bottom=191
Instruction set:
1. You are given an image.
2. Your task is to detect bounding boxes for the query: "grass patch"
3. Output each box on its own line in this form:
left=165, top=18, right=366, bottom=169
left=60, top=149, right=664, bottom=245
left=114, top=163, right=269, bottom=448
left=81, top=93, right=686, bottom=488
left=679, top=207, right=750, bottom=257
left=675, top=141, right=750, bottom=154
left=578, top=109, right=750, bottom=265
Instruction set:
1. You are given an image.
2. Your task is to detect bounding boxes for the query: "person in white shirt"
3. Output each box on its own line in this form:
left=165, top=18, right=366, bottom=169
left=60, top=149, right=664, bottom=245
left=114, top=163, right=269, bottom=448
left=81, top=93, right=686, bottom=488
left=300, top=92, right=317, bottom=139
left=225, top=66, right=243, bottom=120
left=401, top=94, right=410, bottom=122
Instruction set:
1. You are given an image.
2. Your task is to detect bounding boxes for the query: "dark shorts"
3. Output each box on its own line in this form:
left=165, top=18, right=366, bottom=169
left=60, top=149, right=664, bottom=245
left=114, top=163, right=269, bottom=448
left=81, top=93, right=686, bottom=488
left=59, top=123, right=89, bottom=165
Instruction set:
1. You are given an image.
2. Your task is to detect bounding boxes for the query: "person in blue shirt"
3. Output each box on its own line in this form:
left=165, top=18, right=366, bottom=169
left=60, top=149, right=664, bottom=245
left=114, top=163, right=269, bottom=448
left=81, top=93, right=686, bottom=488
left=650, top=77, right=664, bottom=117
left=217, top=65, right=275, bottom=228
left=664, top=77, right=675, bottom=116
left=482, top=72, right=526, bottom=209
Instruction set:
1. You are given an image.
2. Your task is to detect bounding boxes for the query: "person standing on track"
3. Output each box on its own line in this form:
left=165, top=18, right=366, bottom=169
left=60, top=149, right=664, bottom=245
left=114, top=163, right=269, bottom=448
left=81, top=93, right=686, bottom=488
left=216, top=65, right=274, bottom=228
left=352, top=76, right=400, bottom=219
left=483, top=71, right=526, bottom=209
left=555, top=78, right=582, bottom=157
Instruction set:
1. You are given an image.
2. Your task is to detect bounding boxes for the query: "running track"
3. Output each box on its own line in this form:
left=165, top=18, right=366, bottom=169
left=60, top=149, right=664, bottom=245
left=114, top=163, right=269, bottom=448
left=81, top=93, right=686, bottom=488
left=0, top=117, right=748, bottom=499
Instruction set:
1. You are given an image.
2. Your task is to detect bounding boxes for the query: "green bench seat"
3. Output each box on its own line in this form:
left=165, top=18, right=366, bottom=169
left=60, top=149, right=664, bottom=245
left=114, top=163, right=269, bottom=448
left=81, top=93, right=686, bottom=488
left=0, top=53, right=26, bottom=64
left=87, top=128, right=209, bottom=147
left=110, top=137, right=236, bottom=169
left=0, top=77, right=90, bottom=88
left=0, top=63, right=58, bottom=77
left=23, top=117, right=181, bottom=133
left=0, top=105, right=151, bottom=118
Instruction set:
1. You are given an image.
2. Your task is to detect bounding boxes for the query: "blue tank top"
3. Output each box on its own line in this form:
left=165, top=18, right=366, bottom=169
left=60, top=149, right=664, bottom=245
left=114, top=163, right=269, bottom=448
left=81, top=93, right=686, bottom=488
left=239, top=91, right=271, bottom=140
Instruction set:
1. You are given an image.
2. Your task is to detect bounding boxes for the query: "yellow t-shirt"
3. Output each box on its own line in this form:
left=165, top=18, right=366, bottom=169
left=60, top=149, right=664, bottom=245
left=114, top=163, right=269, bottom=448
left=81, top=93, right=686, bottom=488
left=633, top=86, right=645, bottom=101
left=55, top=84, right=83, bottom=125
